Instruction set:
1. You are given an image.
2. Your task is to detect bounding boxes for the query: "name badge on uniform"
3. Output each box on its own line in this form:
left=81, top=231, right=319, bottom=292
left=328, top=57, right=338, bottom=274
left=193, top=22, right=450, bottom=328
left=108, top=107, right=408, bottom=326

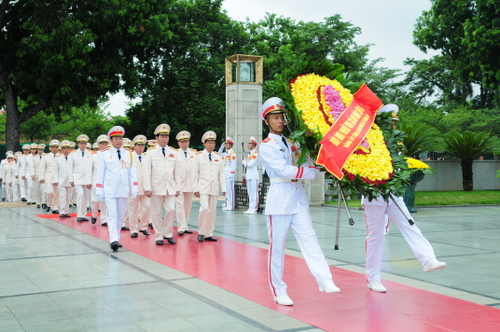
left=279, top=149, right=285, bottom=152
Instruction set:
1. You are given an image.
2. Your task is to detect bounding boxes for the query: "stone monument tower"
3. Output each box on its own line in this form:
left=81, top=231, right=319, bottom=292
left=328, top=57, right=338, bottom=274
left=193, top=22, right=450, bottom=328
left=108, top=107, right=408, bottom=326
left=225, top=54, right=263, bottom=182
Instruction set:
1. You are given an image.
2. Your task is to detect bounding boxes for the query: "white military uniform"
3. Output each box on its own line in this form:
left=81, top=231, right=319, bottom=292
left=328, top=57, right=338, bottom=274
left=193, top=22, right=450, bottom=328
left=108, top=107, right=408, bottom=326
left=1, top=157, right=7, bottom=201
left=26, top=151, right=42, bottom=206
left=53, top=152, right=74, bottom=215
left=243, top=148, right=260, bottom=213
left=175, top=147, right=196, bottom=233
left=143, top=144, right=178, bottom=241
left=3, top=158, right=15, bottom=201
left=192, top=149, right=225, bottom=238
left=224, top=147, right=237, bottom=209
left=71, top=148, right=94, bottom=219
left=362, top=195, right=439, bottom=283
left=17, top=151, right=29, bottom=201
left=96, top=146, right=138, bottom=244
left=259, top=133, right=333, bottom=298
left=128, top=150, right=150, bottom=234
left=39, top=152, right=60, bottom=212
left=91, top=149, right=107, bottom=224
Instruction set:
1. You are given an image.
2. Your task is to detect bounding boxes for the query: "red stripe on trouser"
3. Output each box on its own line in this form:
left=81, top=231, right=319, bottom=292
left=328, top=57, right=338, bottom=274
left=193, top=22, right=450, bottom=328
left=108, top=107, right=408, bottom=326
left=268, top=215, right=277, bottom=296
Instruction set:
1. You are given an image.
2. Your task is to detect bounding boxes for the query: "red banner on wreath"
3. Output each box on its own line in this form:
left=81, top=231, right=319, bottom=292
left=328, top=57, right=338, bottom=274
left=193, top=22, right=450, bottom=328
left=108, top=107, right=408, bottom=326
left=316, top=84, right=383, bottom=179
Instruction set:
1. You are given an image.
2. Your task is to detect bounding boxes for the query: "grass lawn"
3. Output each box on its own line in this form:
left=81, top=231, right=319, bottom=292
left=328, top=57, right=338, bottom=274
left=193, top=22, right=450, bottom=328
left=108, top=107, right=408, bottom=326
left=325, top=190, right=500, bottom=208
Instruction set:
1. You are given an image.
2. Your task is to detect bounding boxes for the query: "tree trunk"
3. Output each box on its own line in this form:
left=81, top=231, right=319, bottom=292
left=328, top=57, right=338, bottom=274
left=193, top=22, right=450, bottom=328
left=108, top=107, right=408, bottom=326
left=461, top=158, right=473, bottom=191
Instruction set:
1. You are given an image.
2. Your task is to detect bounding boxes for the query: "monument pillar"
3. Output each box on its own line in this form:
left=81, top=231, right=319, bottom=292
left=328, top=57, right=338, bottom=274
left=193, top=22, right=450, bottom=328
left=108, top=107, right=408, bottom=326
left=225, top=54, right=263, bottom=182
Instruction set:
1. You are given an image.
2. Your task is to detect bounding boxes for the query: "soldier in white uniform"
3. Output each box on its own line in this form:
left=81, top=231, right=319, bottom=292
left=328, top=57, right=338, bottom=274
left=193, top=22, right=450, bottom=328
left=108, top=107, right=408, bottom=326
left=363, top=104, right=446, bottom=293
left=259, top=97, right=340, bottom=306
left=96, top=126, right=138, bottom=251
left=174, top=130, right=196, bottom=236
left=53, top=140, right=74, bottom=218
left=3, top=153, right=15, bottom=202
left=39, top=140, right=60, bottom=214
left=26, top=143, right=41, bottom=207
left=37, top=144, right=48, bottom=209
left=91, top=135, right=109, bottom=225
left=193, top=131, right=226, bottom=242
left=242, top=137, right=260, bottom=214
left=71, top=134, right=94, bottom=222
left=1, top=152, right=11, bottom=201
left=222, top=137, right=237, bottom=211
left=143, top=124, right=178, bottom=245
left=128, top=135, right=151, bottom=238
left=17, top=144, right=31, bottom=202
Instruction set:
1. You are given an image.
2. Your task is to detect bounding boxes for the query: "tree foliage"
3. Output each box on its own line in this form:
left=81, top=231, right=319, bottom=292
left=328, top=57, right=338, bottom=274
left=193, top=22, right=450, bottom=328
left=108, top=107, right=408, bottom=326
left=442, top=131, right=500, bottom=191
left=399, top=123, right=445, bottom=158
left=0, top=0, right=173, bottom=150
left=413, top=0, right=500, bottom=108
left=244, top=14, right=400, bottom=101
left=125, top=0, right=248, bottom=145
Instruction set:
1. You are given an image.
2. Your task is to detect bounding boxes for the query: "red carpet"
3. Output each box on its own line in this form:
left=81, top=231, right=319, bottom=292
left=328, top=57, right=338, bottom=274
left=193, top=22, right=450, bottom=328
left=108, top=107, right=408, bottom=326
left=39, top=213, right=500, bottom=331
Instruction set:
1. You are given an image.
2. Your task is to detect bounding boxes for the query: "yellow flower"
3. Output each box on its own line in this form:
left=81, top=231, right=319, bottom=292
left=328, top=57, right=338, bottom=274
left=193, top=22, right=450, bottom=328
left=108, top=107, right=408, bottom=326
left=291, top=74, right=353, bottom=137
left=405, top=157, right=430, bottom=169
left=343, top=124, right=393, bottom=180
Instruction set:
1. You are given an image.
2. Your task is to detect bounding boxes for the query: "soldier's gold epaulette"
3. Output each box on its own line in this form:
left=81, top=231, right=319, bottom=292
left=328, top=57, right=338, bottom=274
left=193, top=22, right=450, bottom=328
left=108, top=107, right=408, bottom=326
left=101, top=148, right=109, bottom=151
left=190, top=148, right=197, bottom=152
left=262, top=138, right=271, bottom=143
left=195, top=151, right=203, bottom=155
left=43, top=153, right=49, bottom=156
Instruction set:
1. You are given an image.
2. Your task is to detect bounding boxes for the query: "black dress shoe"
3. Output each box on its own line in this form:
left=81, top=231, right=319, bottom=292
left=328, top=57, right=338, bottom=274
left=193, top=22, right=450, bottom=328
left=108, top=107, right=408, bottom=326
left=81, top=217, right=89, bottom=221
left=205, top=236, right=218, bottom=242
left=121, top=226, right=130, bottom=231
left=184, top=230, right=193, bottom=234
left=139, top=229, right=150, bottom=236
left=59, top=214, right=65, bottom=218
left=178, top=231, right=185, bottom=236
left=65, top=214, right=71, bottom=218
left=27, top=202, right=31, bottom=205
left=52, top=210, right=59, bottom=214
left=198, top=234, right=204, bottom=242
left=149, top=223, right=153, bottom=229
left=117, top=242, right=122, bottom=247
left=77, top=217, right=83, bottom=222
left=156, top=240, right=164, bottom=245
left=22, top=198, right=27, bottom=202
left=166, top=237, right=176, bottom=245
left=42, top=203, right=47, bottom=209
left=101, top=222, right=108, bottom=226
left=36, top=205, right=40, bottom=208
left=91, top=217, right=97, bottom=224
left=110, top=241, right=119, bottom=251
left=131, top=232, right=138, bottom=238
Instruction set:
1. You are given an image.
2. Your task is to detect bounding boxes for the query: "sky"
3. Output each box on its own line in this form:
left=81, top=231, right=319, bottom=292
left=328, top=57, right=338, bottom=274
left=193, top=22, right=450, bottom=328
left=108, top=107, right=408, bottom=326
left=106, top=0, right=437, bottom=116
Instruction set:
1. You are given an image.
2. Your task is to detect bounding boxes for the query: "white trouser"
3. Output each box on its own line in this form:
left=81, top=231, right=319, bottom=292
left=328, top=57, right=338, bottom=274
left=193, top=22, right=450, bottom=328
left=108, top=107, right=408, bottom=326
left=198, top=194, right=217, bottom=237
left=47, top=183, right=60, bottom=211
left=31, top=178, right=41, bottom=204
left=20, top=178, right=27, bottom=199
left=363, top=196, right=436, bottom=283
left=5, top=183, right=13, bottom=202
left=26, top=178, right=34, bottom=202
left=128, top=195, right=150, bottom=233
left=150, top=195, right=175, bottom=241
left=104, top=197, right=127, bottom=243
left=1, top=182, right=6, bottom=201
left=75, top=185, right=90, bottom=218
left=246, top=179, right=259, bottom=212
left=58, top=186, right=74, bottom=214
left=12, top=182, right=20, bottom=202
left=267, top=202, right=332, bottom=297
left=176, top=192, right=193, bottom=232
left=225, top=177, right=235, bottom=209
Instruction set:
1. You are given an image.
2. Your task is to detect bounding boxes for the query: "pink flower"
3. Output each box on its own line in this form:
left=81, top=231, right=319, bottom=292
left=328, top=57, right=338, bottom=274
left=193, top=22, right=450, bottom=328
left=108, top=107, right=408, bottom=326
left=324, top=85, right=345, bottom=121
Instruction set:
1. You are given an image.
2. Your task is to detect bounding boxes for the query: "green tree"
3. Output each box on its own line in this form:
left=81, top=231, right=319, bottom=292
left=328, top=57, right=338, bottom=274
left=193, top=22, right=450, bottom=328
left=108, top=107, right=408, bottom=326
left=125, top=0, right=249, bottom=144
left=399, top=123, right=445, bottom=158
left=413, top=0, right=500, bottom=108
left=442, top=131, right=500, bottom=191
left=0, top=0, right=173, bottom=151
left=245, top=14, right=400, bottom=100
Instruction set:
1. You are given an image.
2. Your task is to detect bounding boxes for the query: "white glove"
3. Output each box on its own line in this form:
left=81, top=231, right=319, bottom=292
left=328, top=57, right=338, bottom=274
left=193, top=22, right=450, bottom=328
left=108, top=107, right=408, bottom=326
left=131, top=191, right=138, bottom=199
left=241, top=160, right=246, bottom=167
